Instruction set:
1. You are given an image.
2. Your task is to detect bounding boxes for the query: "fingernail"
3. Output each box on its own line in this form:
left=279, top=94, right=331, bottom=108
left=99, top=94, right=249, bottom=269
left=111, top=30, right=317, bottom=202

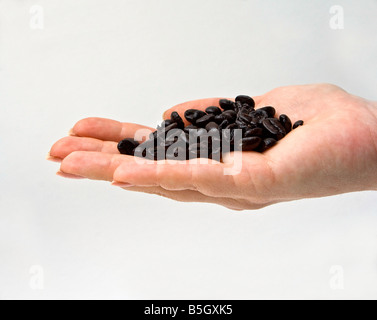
left=46, top=153, right=62, bottom=163
left=68, top=128, right=76, bottom=136
left=111, top=181, right=135, bottom=188
left=56, top=171, right=86, bottom=180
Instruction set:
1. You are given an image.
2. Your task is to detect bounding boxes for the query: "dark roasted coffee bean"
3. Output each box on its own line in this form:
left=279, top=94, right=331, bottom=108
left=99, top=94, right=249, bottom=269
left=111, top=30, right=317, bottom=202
left=234, top=101, right=243, bottom=112
left=250, top=109, right=269, bottom=124
left=238, top=113, right=254, bottom=125
left=236, top=120, right=256, bottom=130
left=219, top=99, right=235, bottom=110
left=262, top=118, right=286, bottom=140
left=205, top=106, right=222, bottom=115
left=258, top=106, right=276, bottom=118
left=222, top=110, right=237, bottom=122
left=118, top=138, right=139, bottom=155
left=170, top=111, right=185, bottom=129
left=293, top=120, right=304, bottom=129
left=205, top=122, right=219, bottom=131
left=239, top=137, right=262, bottom=151
left=196, top=114, right=215, bottom=127
left=214, top=114, right=225, bottom=124
left=235, top=95, right=255, bottom=108
left=184, top=109, right=207, bottom=125
left=279, top=114, right=292, bottom=133
left=244, top=127, right=263, bottom=137
left=239, top=106, right=252, bottom=116
left=258, top=138, right=277, bottom=152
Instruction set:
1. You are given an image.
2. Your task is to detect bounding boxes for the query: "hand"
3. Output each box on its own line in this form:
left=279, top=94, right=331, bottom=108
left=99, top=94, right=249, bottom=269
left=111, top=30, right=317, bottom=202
left=48, top=84, right=377, bottom=210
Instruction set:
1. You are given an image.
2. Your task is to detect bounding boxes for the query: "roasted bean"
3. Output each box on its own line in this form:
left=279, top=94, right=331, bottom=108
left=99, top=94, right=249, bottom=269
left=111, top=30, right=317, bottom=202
left=117, top=138, right=139, bottom=155
left=258, top=106, right=276, bottom=118
left=184, top=109, right=207, bottom=124
left=262, top=118, right=286, bottom=140
left=219, top=99, right=235, bottom=110
left=206, top=106, right=222, bottom=115
left=196, top=114, right=216, bottom=127
left=240, top=137, right=262, bottom=151
left=293, top=120, right=304, bottom=129
left=235, top=95, right=255, bottom=109
left=279, top=114, right=292, bottom=133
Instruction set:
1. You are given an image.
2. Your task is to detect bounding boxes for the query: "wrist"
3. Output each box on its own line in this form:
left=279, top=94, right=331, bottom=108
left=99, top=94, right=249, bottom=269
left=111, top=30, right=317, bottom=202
left=365, top=100, right=377, bottom=190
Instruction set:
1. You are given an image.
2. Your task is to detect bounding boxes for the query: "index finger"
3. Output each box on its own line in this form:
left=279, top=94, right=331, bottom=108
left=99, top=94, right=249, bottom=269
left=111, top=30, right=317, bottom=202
left=71, top=117, right=154, bottom=142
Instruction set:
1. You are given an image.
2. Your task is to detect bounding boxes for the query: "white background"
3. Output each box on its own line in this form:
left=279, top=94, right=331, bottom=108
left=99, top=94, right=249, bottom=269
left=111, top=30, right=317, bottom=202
left=1, top=0, right=377, bottom=299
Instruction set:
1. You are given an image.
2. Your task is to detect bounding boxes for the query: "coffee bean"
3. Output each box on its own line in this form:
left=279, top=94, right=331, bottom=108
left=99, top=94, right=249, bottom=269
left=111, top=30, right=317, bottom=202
left=240, top=137, right=262, bottom=151
left=258, top=106, right=276, bottom=118
left=184, top=109, right=207, bottom=125
left=196, top=114, right=216, bottom=127
left=238, top=113, right=254, bottom=125
left=250, top=109, right=269, bottom=124
left=117, top=138, right=139, bottom=155
left=219, top=99, right=235, bottom=110
left=244, top=128, right=263, bottom=137
left=222, top=110, right=237, bottom=122
left=206, top=106, right=222, bottom=115
left=279, top=114, right=292, bottom=133
left=293, top=120, right=304, bottom=129
left=262, top=118, right=286, bottom=140
left=214, top=114, right=225, bottom=124
left=235, top=95, right=255, bottom=109
left=171, top=111, right=185, bottom=129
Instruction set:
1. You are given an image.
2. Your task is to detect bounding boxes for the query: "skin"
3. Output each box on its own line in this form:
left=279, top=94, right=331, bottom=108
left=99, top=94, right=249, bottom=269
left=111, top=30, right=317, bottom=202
left=48, top=84, right=377, bottom=211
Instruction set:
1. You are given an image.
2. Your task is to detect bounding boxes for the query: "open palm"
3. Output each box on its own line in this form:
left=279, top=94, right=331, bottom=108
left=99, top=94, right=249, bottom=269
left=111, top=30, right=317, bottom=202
left=48, top=84, right=377, bottom=210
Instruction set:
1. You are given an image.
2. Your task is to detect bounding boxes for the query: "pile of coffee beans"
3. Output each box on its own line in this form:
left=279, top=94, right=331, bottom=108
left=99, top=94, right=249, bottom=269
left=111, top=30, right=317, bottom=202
left=118, top=95, right=304, bottom=161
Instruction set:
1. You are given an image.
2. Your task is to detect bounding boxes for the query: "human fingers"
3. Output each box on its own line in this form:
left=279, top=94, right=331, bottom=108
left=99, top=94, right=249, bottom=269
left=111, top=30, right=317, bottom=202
left=113, top=186, right=265, bottom=211
left=70, top=117, right=154, bottom=142
left=113, top=159, right=243, bottom=198
left=59, top=151, right=136, bottom=181
left=49, top=136, right=118, bottom=160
